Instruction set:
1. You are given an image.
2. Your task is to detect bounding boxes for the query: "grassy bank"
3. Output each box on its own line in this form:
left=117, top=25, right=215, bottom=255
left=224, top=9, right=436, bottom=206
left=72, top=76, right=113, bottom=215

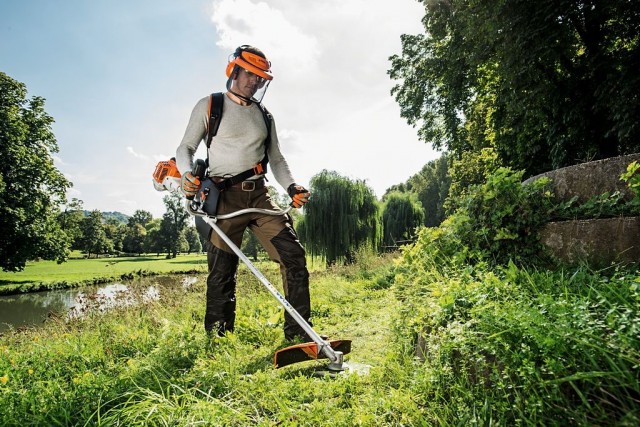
left=1, top=250, right=638, bottom=425
left=0, top=254, right=209, bottom=295
left=0, top=254, right=405, bottom=426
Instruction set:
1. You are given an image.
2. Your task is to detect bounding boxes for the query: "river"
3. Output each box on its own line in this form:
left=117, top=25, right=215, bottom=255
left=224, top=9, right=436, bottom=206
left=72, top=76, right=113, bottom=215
left=0, top=276, right=198, bottom=333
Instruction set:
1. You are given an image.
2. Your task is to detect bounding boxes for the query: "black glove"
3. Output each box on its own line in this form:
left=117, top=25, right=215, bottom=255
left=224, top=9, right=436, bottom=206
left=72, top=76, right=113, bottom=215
left=288, top=184, right=310, bottom=208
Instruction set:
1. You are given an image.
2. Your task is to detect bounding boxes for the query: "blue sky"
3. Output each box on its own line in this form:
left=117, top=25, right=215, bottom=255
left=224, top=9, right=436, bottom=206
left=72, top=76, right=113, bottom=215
left=1, top=0, right=438, bottom=218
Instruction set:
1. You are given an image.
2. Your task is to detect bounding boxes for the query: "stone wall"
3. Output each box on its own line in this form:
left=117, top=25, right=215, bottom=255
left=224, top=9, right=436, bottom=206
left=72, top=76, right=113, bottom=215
left=524, top=153, right=640, bottom=202
left=525, top=153, right=640, bottom=265
left=540, top=217, right=640, bottom=266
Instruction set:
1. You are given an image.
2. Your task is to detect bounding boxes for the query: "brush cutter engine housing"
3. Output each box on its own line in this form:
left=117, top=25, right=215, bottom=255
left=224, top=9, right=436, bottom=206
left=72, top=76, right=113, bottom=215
left=152, top=158, right=182, bottom=193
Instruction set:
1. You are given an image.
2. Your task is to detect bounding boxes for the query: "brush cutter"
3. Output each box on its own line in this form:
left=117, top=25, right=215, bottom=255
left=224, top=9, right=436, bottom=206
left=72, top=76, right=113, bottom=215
left=152, top=159, right=351, bottom=371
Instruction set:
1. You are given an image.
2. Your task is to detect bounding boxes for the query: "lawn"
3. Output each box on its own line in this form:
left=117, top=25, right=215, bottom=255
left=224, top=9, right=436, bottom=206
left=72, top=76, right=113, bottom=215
left=0, top=253, right=208, bottom=294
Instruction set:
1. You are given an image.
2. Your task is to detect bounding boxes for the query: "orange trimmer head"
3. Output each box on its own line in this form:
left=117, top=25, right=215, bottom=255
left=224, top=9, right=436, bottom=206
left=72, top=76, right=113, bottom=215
left=274, top=339, right=352, bottom=369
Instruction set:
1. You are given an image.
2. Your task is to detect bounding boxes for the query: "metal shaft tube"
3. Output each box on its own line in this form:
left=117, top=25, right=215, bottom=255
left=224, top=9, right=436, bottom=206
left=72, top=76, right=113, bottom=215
left=189, top=202, right=341, bottom=364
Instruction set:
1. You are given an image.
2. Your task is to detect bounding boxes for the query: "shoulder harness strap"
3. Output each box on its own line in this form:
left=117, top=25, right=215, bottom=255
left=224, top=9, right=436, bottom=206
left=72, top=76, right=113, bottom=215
left=206, top=92, right=224, bottom=149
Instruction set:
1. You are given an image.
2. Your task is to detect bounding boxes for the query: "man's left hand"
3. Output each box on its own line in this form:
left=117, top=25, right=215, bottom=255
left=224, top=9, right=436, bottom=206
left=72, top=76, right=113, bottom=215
left=288, top=184, right=310, bottom=209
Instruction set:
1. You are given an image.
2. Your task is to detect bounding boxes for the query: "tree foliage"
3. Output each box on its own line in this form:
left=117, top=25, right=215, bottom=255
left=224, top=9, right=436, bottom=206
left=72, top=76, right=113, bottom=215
left=381, top=192, right=425, bottom=248
left=128, top=210, right=153, bottom=228
left=418, top=168, right=555, bottom=266
left=445, top=147, right=501, bottom=213
left=144, top=219, right=163, bottom=255
left=122, top=223, right=146, bottom=255
left=160, top=193, right=190, bottom=258
left=298, top=170, right=381, bottom=265
left=389, top=0, right=640, bottom=176
left=184, top=226, right=202, bottom=254
left=0, top=72, right=71, bottom=271
left=78, top=210, right=111, bottom=258
left=57, top=198, right=85, bottom=250
left=385, top=153, right=451, bottom=227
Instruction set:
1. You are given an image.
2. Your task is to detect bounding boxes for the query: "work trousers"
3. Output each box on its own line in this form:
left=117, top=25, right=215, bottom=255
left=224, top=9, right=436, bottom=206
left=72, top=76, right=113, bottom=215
left=204, top=184, right=311, bottom=341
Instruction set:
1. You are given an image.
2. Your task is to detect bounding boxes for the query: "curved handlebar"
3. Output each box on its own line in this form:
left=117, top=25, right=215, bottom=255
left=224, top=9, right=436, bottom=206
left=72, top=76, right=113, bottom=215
left=185, top=200, right=292, bottom=221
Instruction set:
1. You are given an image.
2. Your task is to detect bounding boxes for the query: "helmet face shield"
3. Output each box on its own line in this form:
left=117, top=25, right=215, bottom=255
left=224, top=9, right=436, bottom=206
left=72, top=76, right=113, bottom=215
left=227, top=68, right=271, bottom=103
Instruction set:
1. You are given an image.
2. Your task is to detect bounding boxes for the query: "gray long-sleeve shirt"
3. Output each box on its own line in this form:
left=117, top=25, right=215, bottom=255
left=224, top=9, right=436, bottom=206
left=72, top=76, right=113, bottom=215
left=176, top=93, right=295, bottom=190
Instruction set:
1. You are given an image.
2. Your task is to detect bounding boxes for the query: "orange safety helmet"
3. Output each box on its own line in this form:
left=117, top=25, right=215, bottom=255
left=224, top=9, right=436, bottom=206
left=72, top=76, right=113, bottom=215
left=225, top=45, right=273, bottom=81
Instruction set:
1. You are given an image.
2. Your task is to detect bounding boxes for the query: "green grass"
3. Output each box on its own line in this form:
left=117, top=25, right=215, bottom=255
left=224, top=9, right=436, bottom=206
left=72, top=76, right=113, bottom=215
left=394, top=242, right=640, bottom=426
left=0, top=254, right=405, bottom=426
left=1, top=250, right=638, bottom=426
left=0, top=254, right=209, bottom=294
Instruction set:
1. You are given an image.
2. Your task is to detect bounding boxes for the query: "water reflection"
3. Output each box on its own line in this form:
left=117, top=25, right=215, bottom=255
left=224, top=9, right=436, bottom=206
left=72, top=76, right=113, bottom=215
left=0, top=276, right=198, bottom=333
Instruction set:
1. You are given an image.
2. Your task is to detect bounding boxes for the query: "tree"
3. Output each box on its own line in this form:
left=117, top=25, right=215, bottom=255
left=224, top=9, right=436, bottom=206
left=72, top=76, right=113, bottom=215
left=122, top=209, right=153, bottom=255
left=144, top=219, right=164, bottom=255
left=445, top=147, right=501, bottom=213
left=122, top=223, right=147, bottom=255
left=0, top=72, right=71, bottom=271
left=241, top=229, right=264, bottom=261
left=298, top=170, right=381, bottom=265
left=128, top=210, right=153, bottom=228
left=160, top=192, right=190, bottom=258
left=381, top=192, right=425, bottom=249
left=103, top=217, right=125, bottom=253
left=78, top=210, right=111, bottom=258
left=389, top=0, right=640, bottom=177
left=57, top=198, right=85, bottom=250
left=183, top=226, right=202, bottom=254
left=384, top=154, right=451, bottom=227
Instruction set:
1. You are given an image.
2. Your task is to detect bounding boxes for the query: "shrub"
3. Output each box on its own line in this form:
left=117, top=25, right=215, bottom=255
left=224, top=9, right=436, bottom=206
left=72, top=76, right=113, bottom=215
left=408, top=167, right=555, bottom=267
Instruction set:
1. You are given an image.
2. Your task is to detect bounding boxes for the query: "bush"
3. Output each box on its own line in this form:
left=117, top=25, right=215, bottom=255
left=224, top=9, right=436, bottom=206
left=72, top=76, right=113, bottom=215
left=410, top=167, right=555, bottom=267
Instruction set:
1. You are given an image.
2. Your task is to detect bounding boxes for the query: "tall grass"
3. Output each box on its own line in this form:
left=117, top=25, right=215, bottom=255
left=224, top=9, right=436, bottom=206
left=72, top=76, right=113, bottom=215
left=1, top=250, right=638, bottom=425
left=1, top=255, right=406, bottom=426
left=394, top=242, right=640, bottom=425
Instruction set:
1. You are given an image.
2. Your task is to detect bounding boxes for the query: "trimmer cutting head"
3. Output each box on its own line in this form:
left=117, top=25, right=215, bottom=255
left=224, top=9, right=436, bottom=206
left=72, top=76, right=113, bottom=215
left=274, top=339, right=352, bottom=370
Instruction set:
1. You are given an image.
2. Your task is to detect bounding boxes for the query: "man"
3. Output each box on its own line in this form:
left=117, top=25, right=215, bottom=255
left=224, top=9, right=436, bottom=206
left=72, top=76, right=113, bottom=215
left=175, top=45, right=313, bottom=342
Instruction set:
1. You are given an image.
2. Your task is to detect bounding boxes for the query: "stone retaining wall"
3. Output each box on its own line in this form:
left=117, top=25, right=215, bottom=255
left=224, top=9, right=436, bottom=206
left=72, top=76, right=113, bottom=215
left=540, top=217, right=640, bottom=266
left=525, top=153, right=640, bottom=265
left=524, top=153, right=640, bottom=202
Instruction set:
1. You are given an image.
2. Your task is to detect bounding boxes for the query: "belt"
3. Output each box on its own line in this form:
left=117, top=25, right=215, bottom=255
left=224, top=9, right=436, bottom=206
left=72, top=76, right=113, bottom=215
left=212, top=177, right=265, bottom=191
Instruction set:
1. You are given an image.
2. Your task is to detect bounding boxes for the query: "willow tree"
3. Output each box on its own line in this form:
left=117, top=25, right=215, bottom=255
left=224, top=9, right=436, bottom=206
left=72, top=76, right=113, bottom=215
left=384, top=153, right=451, bottom=227
left=381, top=192, right=425, bottom=249
left=298, top=170, right=381, bottom=265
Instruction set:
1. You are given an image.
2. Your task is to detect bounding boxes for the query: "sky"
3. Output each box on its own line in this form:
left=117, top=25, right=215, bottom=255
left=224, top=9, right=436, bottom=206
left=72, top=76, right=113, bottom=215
left=0, top=0, right=439, bottom=218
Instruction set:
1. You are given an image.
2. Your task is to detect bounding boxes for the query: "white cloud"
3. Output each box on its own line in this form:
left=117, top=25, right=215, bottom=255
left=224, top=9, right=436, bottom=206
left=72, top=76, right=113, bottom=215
left=17, top=1, right=433, bottom=218
left=211, top=0, right=320, bottom=80
left=127, top=146, right=148, bottom=160
left=65, top=187, right=82, bottom=199
left=52, top=155, right=67, bottom=166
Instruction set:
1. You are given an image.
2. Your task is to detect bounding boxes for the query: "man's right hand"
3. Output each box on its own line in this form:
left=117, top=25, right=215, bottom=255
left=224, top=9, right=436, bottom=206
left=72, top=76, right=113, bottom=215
left=181, top=172, right=201, bottom=200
